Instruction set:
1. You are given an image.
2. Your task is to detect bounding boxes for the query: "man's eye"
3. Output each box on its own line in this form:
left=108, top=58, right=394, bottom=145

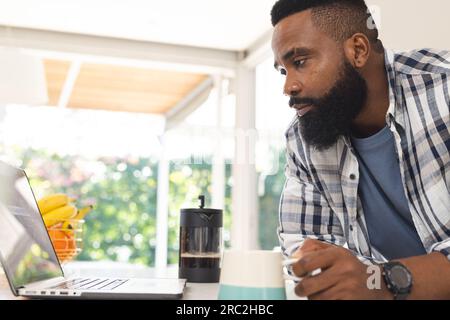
left=280, top=68, right=287, bottom=76
left=294, top=59, right=306, bottom=68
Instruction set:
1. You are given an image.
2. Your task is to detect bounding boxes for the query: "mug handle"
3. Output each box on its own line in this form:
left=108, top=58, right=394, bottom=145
left=283, top=274, right=303, bottom=282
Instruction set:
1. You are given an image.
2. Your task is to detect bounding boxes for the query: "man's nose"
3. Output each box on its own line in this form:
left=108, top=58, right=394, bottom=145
left=283, top=79, right=301, bottom=97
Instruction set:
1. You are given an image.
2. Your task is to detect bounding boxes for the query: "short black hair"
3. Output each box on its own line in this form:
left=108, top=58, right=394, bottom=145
left=271, top=0, right=381, bottom=49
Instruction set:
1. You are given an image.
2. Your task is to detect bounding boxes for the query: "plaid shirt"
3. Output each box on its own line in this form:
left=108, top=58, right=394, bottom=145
left=279, top=48, right=450, bottom=265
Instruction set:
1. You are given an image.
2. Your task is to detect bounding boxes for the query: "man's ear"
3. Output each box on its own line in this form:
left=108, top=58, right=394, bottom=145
left=343, top=33, right=371, bottom=69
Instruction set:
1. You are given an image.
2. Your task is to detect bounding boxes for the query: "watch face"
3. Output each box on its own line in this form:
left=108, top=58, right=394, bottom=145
left=389, top=265, right=411, bottom=288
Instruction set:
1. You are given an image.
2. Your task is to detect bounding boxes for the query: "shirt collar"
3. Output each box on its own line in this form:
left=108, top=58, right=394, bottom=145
left=384, top=49, right=406, bottom=130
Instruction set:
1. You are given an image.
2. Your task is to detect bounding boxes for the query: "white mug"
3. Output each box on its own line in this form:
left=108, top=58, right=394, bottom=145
left=218, top=250, right=286, bottom=300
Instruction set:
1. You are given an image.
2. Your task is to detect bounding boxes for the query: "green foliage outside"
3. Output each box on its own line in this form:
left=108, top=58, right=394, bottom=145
left=20, top=148, right=160, bottom=265
left=2, top=144, right=284, bottom=265
left=3, top=145, right=237, bottom=266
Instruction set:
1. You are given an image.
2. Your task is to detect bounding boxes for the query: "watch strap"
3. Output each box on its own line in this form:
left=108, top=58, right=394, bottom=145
left=394, top=292, right=409, bottom=300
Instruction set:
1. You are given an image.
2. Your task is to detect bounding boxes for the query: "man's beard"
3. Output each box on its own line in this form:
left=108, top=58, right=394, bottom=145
left=291, top=60, right=368, bottom=151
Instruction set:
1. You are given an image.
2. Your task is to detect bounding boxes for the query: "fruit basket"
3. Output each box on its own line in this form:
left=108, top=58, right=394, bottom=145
left=47, top=218, right=85, bottom=263
left=37, top=193, right=93, bottom=264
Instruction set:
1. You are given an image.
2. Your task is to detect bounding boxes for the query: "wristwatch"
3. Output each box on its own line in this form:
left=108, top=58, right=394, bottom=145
left=381, top=261, right=413, bottom=300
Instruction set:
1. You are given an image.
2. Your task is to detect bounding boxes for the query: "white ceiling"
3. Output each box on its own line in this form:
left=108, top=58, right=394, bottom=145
left=0, top=0, right=448, bottom=56
left=0, top=0, right=275, bottom=51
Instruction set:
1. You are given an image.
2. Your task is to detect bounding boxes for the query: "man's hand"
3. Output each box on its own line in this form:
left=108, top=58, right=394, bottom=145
left=291, top=239, right=392, bottom=300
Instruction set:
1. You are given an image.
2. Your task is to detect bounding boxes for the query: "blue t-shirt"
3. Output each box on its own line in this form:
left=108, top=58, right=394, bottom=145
left=351, top=126, right=426, bottom=260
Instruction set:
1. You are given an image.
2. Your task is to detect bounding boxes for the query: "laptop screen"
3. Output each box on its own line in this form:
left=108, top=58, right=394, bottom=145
left=0, top=161, right=63, bottom=290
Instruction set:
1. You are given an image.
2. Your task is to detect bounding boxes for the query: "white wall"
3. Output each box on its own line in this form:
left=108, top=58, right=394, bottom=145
left=366, top=0, right=450, bottom=50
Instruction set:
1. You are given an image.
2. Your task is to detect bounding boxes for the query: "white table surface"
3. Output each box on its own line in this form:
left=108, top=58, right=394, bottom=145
left=0, top=261, right=303, bottom=300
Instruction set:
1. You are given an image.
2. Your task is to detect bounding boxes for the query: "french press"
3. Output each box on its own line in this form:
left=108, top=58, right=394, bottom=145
left=178, top=195, right=223, bottom=283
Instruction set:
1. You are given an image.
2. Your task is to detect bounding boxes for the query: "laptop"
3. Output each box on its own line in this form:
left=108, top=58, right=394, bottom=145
left=0, top=160, right=186, bottom=299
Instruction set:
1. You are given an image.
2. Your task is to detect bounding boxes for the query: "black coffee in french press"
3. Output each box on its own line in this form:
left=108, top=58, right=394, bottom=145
left=178, top=195, right=223, bottom=283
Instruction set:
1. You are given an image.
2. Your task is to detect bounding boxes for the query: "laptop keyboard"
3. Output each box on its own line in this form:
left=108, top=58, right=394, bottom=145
left=50, top=278, right=129, bottom=291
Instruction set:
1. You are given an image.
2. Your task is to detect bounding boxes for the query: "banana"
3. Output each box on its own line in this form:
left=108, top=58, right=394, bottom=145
left=73, top=205, right=93, bottom=220
left=37, top=194, right=75, bottom=215
left=61, top=205, right=94, bottom=231
left=43, top=204, right=78, bottom=228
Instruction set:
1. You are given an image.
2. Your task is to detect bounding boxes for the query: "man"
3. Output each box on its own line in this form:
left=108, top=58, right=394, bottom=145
left=273, top=0, right=450, bottom=299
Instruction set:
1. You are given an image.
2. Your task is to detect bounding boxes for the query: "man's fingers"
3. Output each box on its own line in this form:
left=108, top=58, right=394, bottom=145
left=292, top=239, right=333, bottom=260
left=298, top=239, right=331, bottom=253
left=292, top=247, right=336, bottom=277
left=295, top=269, right=339, bottom=299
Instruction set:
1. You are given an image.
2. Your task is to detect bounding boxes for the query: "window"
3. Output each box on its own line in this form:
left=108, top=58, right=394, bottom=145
left=0, top=98, right=233, bottom=267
